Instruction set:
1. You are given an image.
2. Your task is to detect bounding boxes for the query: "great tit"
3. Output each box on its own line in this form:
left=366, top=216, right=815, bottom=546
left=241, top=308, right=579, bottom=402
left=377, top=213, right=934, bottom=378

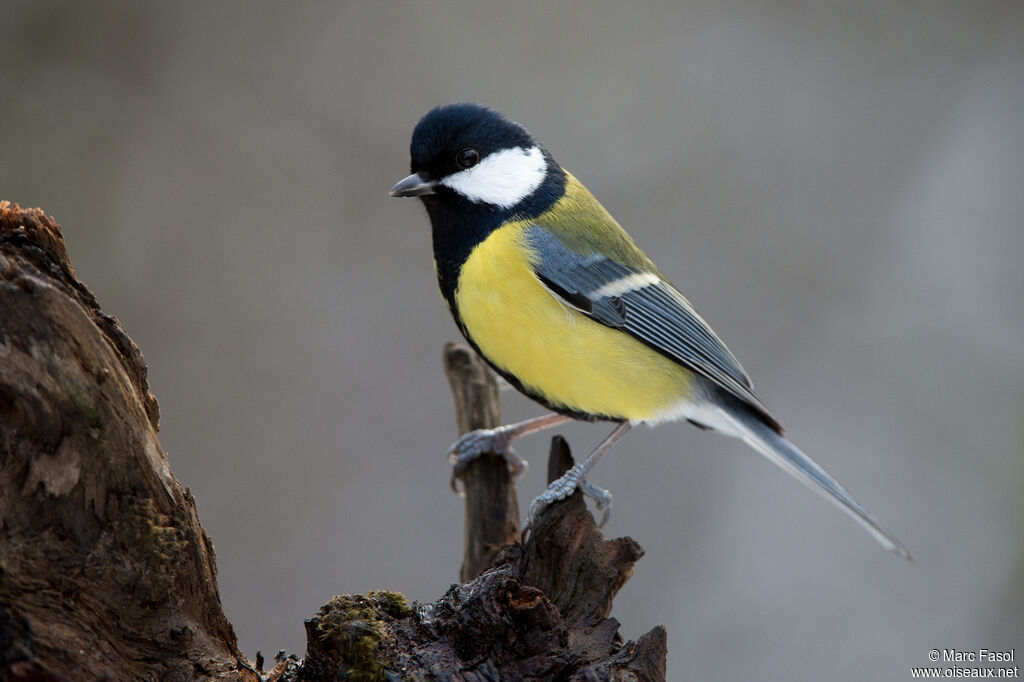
left=391, top=103, right=909, bottom=558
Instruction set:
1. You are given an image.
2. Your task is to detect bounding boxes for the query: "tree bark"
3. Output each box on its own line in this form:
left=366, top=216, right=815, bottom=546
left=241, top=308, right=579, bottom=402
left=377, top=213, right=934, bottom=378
left=0, top=202, right=254, bottom=680
left=442, top=341, right=521, bottom=583
left=0, top=202, right=667, bottom=681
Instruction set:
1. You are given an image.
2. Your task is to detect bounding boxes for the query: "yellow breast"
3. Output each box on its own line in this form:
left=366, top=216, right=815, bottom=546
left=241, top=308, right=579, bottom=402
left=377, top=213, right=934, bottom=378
left=454, top=222, right=693, bottom=422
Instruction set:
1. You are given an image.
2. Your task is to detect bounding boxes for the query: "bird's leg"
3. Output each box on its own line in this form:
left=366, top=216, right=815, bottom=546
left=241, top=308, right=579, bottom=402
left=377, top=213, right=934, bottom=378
left=528, top=421, right=632, bottom=528
left=449, top=413, right=574, bottom=493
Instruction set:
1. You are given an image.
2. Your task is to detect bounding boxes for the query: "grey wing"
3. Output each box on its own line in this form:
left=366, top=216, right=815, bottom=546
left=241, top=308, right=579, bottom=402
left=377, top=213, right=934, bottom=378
left=524, top=225, right=777, bottom=426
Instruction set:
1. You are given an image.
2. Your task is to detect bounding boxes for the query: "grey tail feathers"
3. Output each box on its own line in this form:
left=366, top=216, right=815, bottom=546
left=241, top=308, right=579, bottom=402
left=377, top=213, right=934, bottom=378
left=723, top=404, right=912, bottom=560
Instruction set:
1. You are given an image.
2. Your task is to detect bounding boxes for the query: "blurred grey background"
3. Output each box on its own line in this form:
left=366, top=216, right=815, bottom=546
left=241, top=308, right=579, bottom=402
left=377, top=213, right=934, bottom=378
left=2, top=2, right=1022, bottom=679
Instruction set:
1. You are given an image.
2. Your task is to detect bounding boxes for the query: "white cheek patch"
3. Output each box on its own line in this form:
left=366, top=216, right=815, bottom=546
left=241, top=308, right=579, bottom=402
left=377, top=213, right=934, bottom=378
left=441, top=146, right=547, bottom=208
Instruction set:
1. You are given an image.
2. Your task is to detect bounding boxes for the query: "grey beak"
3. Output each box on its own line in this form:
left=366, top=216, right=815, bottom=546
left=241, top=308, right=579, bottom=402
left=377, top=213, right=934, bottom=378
left=390, top=172, right=437, bottom=197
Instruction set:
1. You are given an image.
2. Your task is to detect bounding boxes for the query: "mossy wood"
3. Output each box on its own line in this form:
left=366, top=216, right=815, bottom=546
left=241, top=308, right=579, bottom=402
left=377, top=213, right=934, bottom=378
left=0, top=203, right=666, bottom=681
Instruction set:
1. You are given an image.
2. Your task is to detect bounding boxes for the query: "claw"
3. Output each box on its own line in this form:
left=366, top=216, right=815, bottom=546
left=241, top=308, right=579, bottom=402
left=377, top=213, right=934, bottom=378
left=506, top=451, right=528, bottom=479
left=580, top=480, right=612, bottom=527
left=527, top=464, right=614, bottom=527
left=448, top=426, right=512, bottom=462
left=527, top=462, right=582, bottom=523
left=448, top=426, right=529, bottom=494
left=449, top=472, right=465, bottom=496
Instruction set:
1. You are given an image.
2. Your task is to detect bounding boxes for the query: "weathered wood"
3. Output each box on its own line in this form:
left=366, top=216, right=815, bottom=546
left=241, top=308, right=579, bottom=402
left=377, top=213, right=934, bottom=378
left=0, top=202, right=254, bottom=681
left=293, top=436, right=667, bottom=681
left=523, top=436, right=646, bottom=628
left=442, top=341, right=521, bottom=582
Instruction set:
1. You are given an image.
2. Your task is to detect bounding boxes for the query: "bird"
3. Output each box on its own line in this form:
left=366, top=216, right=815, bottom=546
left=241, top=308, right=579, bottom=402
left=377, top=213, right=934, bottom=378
left=390, top=102, right=910, bottom=558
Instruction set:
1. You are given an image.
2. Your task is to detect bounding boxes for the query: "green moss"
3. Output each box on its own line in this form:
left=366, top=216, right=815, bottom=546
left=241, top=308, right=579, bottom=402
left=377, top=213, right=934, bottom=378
left=62, top=381, right=104, bottom=430
left=312, top=591, right=413, bottom=681
left=126, top=498, right=187, bottom=561
left=119, top=497, right=188, bottom=602
left=368, top=590, right=413, bottom=619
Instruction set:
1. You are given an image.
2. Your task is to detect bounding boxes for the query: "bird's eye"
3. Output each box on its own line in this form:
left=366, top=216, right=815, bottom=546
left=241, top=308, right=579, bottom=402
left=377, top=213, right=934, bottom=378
left=456, top=148, right=480, bottom=169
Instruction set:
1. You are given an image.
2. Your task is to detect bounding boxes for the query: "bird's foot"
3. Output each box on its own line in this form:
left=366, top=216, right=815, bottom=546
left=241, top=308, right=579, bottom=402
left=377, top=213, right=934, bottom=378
left=448, top=426, right=529, bottom=494
left=580, top=480, right=613, bottom=527
left=527, top=462, right=612, bottom=528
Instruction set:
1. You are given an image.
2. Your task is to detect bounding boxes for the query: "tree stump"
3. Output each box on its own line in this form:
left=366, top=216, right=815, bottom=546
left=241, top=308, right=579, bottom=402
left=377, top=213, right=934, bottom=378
left=293, top=433, right=666, bottom=682
left=0, top=202, right=253, bottom=680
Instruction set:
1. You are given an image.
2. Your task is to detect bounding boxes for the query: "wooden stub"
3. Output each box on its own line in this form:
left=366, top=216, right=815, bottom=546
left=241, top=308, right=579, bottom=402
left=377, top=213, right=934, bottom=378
left=296, top=434, right=665, bottom=681
left=524, top=436, right=646, bottom=627
left=442, top=341, right=520, bottom=582
left=547, top=431, right=575, bottom=483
